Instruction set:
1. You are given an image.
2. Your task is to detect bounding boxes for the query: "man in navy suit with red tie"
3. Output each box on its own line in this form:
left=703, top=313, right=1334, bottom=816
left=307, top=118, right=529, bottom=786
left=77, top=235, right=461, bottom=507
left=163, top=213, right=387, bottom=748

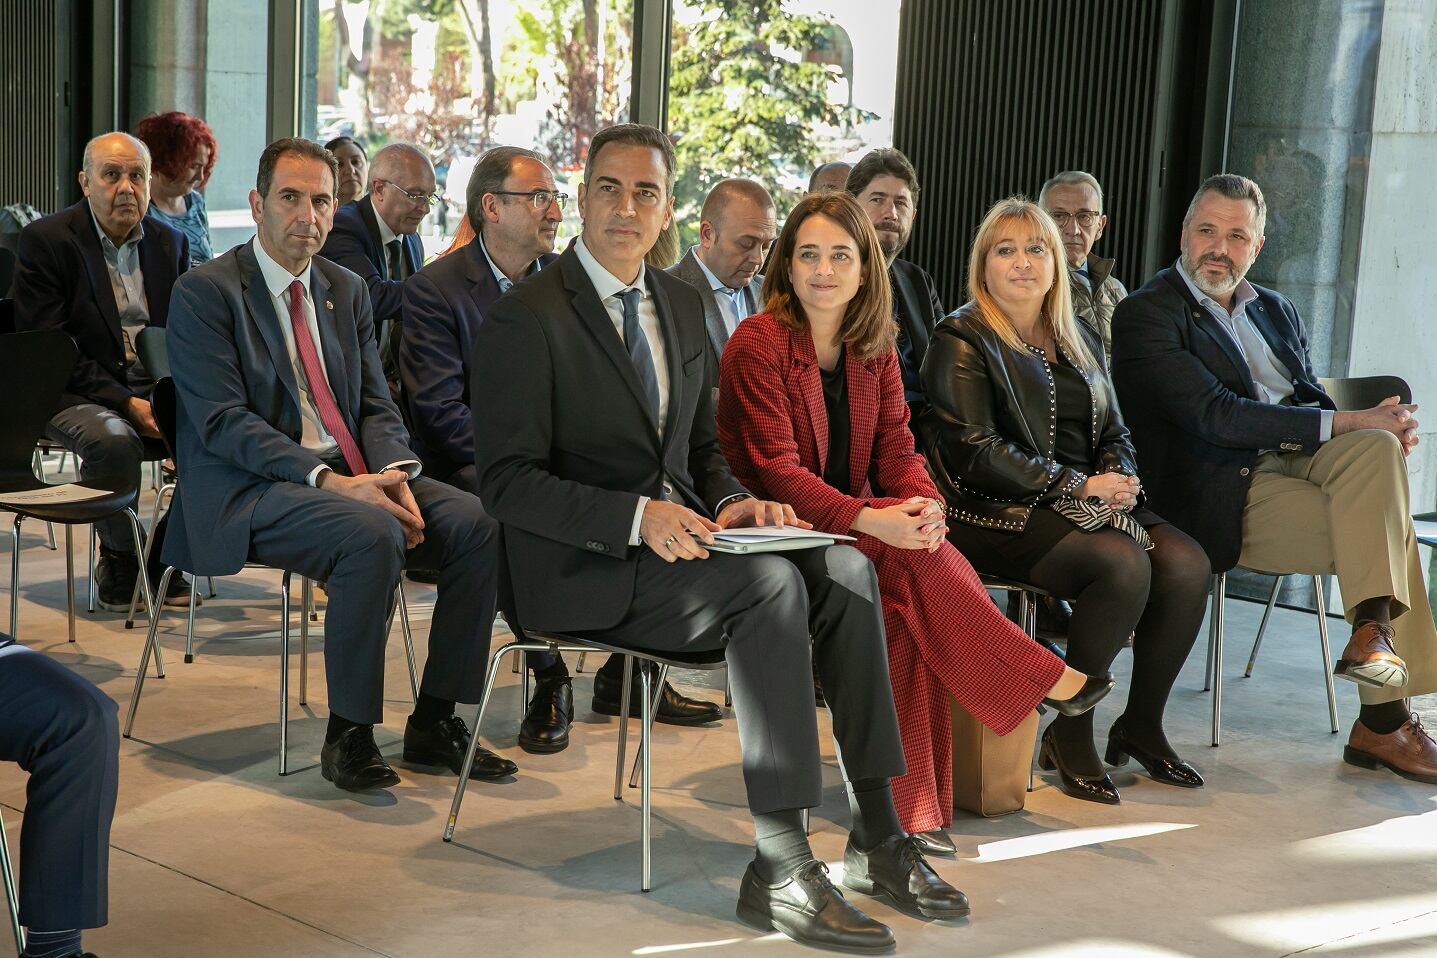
left=163, top=138, right=511, bottom=792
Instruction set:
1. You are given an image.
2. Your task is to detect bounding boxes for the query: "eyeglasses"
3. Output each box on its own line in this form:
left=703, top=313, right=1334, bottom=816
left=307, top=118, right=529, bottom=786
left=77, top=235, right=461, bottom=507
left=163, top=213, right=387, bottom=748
left=375, top=179, right=441, bottom=206
left=1047, top=210, right=1102, bottom=229
left=491, top=190, right=570, bottom=211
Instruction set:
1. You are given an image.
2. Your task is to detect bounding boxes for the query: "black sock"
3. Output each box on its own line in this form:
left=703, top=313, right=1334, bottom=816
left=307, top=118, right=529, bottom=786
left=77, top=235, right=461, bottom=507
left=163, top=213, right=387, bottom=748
left=410, top=692, right=455, bottom=729
left=1359, top=699, right=1410, bottom=735
left=753, top=809, right=814, bottom=882
left=847, top=777, right=903, bottom=850
left=21, top=928, right=81, bottom=958
left=325, top=712, right=364, bottom=745
left=532, top=657, right=570, bottom=680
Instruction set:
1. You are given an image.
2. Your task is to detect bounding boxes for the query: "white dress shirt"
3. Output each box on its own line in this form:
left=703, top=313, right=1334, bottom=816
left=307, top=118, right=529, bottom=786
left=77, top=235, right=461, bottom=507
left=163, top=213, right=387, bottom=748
left=690, top=246, right=753, bottom=336
left=1175, top=258, right=1333, bottom=441
left=250, top=238, right=420, bottom=485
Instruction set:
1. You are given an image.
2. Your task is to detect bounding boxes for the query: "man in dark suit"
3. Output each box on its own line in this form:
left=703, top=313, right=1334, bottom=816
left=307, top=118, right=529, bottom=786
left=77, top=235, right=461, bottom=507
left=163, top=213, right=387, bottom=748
left=846, top=148, right=944, bottom=411
left=13, top=132, right=191, bottom=611
left=667, top=177, right=774, bottom=366
left=164, top=137, right=513, bottom=792
left=472, top=123, right=963, bottom=952
left=1113, top=173, right=1437, bottom=782
left=0, top=632, right=118, bottom=958
left=319, top=142, right=431, bottom=385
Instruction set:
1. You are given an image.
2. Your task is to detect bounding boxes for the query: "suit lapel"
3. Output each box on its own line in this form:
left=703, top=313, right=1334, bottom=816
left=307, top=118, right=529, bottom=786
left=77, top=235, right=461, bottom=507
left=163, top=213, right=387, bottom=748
left=238, top=244, right=303, bottom=417
left=561, top=251, right=660, bottom=438
left=891, top=264, right=925, bottom=348
left=358, top=198, right=389, bottom=280
left=463, top=243, right=503, bottom=315
left=138, top=222, right=172, bottom=324
left=1163, top=270, right=1255, bottom=396
left=1245, top=297, right=1302, bottom=382
left=791, top=331, right=829, bottom=473
left=846, top=348, right=878, bottom=497
left=675, top=251, right=728, bottom=355
left=310, top=266, right=353, bottom=423
left=649, top=274, right=684, bottom=448
left=71, top=210, right=123, bottom=349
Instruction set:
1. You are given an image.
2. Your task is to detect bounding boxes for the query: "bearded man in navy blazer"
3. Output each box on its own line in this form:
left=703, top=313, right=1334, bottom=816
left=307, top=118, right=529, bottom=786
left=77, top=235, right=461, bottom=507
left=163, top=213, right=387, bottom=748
left=1112, top=173, right=1437, bottom=782
left=163, top=138, right=514, bottom=792
left=13, top=132, right=191, bottom=611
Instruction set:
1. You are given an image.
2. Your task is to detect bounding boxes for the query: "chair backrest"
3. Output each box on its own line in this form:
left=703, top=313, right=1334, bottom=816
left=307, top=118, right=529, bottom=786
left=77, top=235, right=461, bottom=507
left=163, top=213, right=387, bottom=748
left=0, top=247, right=14, bottom=299
left=0, top=299, right=13, bottom=336
left=0, top=330, right=77, bottom=489
left=150, top=376, right=179, bottom=462
left=1318, top=375, right=1412, bottom=411
left=136, top=325, right=169, bottom=380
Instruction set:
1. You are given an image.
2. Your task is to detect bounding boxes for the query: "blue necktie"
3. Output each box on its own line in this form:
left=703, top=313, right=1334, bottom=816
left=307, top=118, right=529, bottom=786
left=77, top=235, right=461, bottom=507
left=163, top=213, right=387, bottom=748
left=619, top=287, right=661, bottom=427
left=720, top=286, right=749, bottom=333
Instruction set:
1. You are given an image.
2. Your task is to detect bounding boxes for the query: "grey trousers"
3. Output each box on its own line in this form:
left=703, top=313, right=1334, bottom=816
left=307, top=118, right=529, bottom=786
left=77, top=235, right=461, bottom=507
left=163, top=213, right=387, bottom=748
left=572, top=544, right=905, bottom=815
left=0, top=636, right=118, bottom=931
left=43, top=402, right=157, bottom=552
left=246, top=476, right=499, bottom=723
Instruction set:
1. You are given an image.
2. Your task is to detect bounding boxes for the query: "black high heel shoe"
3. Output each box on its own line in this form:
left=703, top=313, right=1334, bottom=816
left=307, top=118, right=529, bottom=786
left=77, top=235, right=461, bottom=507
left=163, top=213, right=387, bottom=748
left=1037, top=726, right=1120, bottom=805
left=1041, top=673, right=1116, bottom=717
left=1105, top=719, right=1204, bottom=788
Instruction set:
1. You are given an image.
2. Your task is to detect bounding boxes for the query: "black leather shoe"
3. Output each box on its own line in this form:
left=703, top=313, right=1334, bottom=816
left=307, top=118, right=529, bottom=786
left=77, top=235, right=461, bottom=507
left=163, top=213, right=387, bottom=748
left=592, top=667, right=722, bottom=726
left=403, top=714, right=517, bottom=779
left=1038, top=725, right=1120, bottom=804
left=737, top=860, right=895, bottom=955
left=909, top=828, right=956, bottom=858
left=320, top=725, right=400, bottom=791
left=405, top=567, right=441, bottom=584
left=1106, top=719, right=1204, bottom=788
left=843, top=835, right=970, bottom=921
left=1041, top=672, right=1116, bottom=717
left=94, top=548, right=139, bottom=612
left=519, top=675, right=573, bottom=754
left=149, top=566, right=196, bottom=608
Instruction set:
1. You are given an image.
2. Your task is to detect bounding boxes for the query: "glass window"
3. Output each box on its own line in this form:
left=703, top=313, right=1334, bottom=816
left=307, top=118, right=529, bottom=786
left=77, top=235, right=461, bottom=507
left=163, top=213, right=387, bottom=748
left=309, top=0, right=633, bottom=258
left=666, top=0, right=902, bottom=252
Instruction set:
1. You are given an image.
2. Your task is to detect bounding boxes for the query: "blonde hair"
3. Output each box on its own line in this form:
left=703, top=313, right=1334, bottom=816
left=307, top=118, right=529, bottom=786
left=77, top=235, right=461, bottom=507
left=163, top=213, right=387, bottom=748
left=967, top=196, right=1098, bottom=372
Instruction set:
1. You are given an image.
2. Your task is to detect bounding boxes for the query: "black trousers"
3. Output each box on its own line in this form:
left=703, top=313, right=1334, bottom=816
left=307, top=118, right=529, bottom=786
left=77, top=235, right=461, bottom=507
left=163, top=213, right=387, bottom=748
left=0, top=636, right=118, bottom=930
left=572, top=544, right=905, bottom=815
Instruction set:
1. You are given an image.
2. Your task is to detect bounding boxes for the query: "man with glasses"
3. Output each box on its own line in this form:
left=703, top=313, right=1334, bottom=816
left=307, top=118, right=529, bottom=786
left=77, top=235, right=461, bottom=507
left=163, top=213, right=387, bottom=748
left=320, top=141, right=435, bottom=397
left=1039, top=170, right=1127, bottom=359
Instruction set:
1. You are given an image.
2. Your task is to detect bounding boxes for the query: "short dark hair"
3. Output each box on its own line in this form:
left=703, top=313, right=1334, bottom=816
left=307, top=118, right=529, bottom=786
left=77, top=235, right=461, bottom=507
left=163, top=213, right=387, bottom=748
left=323, top=135, right=367, bottom=159
left=584, top=123, right=676, bottom=194
left=1183, top=172, right=1267, bottom=235
left=257, top=137, right=338, bottom=198
left=846, top=148, right=921, bottom=202
left=467, top=145, right=548, bottom=233
left=807, top=161, right=851, bottom=192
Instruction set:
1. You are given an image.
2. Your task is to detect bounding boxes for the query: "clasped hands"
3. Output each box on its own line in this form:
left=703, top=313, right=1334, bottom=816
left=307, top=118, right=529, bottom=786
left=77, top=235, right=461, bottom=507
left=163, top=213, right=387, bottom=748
left=1334, top=396, right=1420, bottom=458
left=640, top=497, right=811, bottom=563
left=318, top=469, right=426, bottom=549
left=1081, top=472, right=1140, bottom=511
left=851, top=497, right=947, bottom=552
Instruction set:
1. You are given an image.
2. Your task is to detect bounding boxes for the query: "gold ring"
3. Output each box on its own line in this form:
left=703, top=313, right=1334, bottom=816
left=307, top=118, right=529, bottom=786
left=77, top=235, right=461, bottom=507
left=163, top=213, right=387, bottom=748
left=664, top=535, right=677, bottom=547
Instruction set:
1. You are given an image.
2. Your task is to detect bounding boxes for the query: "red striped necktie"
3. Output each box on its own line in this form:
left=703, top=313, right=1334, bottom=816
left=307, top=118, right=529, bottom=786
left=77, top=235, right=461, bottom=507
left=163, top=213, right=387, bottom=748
left=286, top=279, right=368, bottom=476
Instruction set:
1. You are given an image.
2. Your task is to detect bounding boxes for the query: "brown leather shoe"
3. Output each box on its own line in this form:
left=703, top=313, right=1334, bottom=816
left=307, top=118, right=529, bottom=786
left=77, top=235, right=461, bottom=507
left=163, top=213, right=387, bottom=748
left=1344, top=715, right=1437, bottom=785
left=1334, top=621, right=1408, bottom=689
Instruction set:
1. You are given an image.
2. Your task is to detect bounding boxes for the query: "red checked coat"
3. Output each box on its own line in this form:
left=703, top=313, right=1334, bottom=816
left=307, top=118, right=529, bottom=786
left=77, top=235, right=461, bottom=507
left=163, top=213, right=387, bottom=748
left=717, top=313, right=1064, bottom=833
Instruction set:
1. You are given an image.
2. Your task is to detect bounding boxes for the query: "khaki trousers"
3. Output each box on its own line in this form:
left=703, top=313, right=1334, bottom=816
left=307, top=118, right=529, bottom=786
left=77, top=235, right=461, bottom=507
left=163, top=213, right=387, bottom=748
left=1238, top=429, right=1437, bottom=704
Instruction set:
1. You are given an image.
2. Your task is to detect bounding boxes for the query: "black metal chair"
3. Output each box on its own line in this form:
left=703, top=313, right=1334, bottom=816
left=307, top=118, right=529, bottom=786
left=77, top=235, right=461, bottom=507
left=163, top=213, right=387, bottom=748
left=1204, top=375, right=1413, bottom=746
left=123, top=377, right=419, bottom=775
left=0, top=248, right=14, bottom=301
left=1, top=330, right=154, bottom=640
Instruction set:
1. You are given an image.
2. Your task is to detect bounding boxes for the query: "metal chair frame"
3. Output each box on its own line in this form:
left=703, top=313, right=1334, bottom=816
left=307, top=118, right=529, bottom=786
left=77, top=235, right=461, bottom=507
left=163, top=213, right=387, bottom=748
left=1204, top=570, right=1338, bottom=747
left=124, top=566, right=419, bottom=776
left=444, top=635, right=724, bottom=892
left=1, top=806, right=21, bottom=956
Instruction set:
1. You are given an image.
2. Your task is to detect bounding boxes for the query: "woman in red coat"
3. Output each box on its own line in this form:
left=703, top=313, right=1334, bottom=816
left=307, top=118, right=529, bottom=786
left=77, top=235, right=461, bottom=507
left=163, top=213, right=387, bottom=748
left=717, top=192, right=1112, bottom=847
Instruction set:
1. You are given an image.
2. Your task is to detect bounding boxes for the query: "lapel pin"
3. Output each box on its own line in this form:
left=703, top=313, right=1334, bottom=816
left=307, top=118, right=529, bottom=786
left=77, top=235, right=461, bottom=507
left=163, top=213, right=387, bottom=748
left=325, top=300, right=334, bottom=310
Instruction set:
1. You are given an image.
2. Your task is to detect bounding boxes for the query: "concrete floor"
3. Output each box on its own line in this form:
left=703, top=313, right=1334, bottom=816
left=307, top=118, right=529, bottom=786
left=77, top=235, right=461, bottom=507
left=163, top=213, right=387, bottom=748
left=5, top=480, right=1437, bottom=958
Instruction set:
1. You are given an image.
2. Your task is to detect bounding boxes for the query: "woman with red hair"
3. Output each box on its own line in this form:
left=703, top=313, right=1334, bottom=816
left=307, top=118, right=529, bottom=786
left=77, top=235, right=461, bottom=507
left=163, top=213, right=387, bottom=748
left=135, top=111, right=217, bottom=264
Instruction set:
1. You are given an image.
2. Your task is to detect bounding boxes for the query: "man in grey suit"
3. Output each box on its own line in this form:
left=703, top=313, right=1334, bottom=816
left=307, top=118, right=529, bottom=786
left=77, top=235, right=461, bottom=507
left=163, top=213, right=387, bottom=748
left=472, top=123, right=963, bottom=952
left=163, top=138, right=514, bottom=792
left=667, top=178, right=775, bottom=366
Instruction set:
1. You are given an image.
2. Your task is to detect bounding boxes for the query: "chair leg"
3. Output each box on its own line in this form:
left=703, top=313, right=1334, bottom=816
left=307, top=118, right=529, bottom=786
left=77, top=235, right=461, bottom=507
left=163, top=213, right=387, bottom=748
left=86, top=525, right=96, bottom=613
left=443, top=641, right=524, bottom=842
left=1, top=807, right=24, bottom=956
left=123, top=511, right=156, bottom=635
left=630, top=664, right=669, bottom=788
left=1245, top=575, right=1283, bottom=677
left=45, top=521, right=56, bottom=551
left=33, top=449, right=56, bottom=553
left=724, top=668, right=732, bottom=708
left=206, top=576, right=217, bottom=598
left=124, top=566, right=176, bottom=739
left=398, top=584, right=419, bottom=703
left=1204, top=578, right=1218, bottom=691
left=1211, top=573, right=1226, bottom=747
left=9, top=516, right=21, bottom=639
left=279, top=572, right=291, bottom=776
left=638, top=663, right=654, bottom=893
left=127, top=484, right=173, bottom=628
left=184, top=577, right=197, bottom=662
left=614, top=655, right=635, bottom=800
left=1314, top=575, right=1339, bottom=734
left=64, top=524, right=76, bottom=644
left=575, top=651, right=587, bottom=673
left=299, top=578, right=311, bottom=707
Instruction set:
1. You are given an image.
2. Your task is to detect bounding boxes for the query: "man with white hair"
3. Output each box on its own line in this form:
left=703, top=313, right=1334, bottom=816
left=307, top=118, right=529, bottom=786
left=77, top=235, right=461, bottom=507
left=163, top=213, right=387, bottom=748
left=13, top=131, right=191, bottom=611
left=1113, top=173, right=1437, bottom=784
left=1040, top=169, right=1127, bottom=358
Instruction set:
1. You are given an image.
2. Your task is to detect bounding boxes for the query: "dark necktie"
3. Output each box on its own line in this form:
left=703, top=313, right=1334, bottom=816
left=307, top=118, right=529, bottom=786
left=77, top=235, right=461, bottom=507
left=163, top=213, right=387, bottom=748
left=286, top=280, right=367, bottom=476
left=386, top=239, right=406, bottom=281
left=619, top=287, right=661, bottom=427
